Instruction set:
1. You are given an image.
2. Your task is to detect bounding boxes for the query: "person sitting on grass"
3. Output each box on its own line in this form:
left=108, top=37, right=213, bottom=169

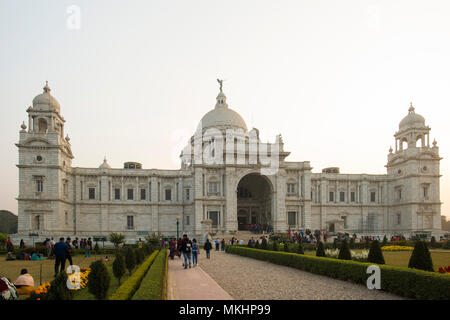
left=0, top=276, right=18, bottom=300
left=104, top=256, right=109, bottom=262
left=6, top=252, right=15, bottom=261
left=13, top=269, right=35, bottom=297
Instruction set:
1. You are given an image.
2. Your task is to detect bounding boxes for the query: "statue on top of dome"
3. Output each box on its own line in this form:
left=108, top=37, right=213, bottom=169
left=217, top=78, right=224, bottom=92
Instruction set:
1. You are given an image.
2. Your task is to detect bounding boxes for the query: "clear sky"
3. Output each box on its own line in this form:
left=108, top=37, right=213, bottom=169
left=0, top=0, right=449, bottom=218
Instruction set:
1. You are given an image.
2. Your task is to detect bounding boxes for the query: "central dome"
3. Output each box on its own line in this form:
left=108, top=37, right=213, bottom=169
left=399, top=104, right=425, bottom=131
left=199, top=91, right=247, bottom=131
left=32, top=81, right=60, bottom=113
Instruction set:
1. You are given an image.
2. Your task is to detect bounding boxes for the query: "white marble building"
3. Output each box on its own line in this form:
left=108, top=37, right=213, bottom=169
left=15, top=81, right=444, bottom=242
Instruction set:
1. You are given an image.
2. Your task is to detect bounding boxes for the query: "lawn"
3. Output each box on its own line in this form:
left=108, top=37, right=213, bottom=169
left=304, top=250, right=450, bottom=269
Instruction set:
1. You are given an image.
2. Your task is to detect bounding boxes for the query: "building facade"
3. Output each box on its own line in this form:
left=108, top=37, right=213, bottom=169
left=16, top=82, right=444, bottom=242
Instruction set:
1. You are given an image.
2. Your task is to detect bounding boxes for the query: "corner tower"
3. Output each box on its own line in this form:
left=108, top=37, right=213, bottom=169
left=386, top=103, right=442, bottom=236
left=16, top=82, right=74, bottom=236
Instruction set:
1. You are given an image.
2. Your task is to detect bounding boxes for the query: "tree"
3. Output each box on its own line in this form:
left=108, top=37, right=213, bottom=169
left=108, top=232, right=125, bottom=249
left=382, top=235, right=388, bottom=247
left=316, top=241, right=326, bottom=257
left=338, top=239, right=352, bottom=260
left=145, top=232, right=163, bottom=249
left=368, top=240, right=385, bottom=264
left=349, top=237, right=355, bottom=249
left=135, top=248, right=144, bottom=265
left=125, top=247, right=137, bottom=274
left=112, top=254, right=126, bottom=285
left=272, top=241, right=279, bottom=251
left=296, top=242, right=304, bottom=255
left=88, top=260, right=111, bottom=300
left=254, top=241, right=260, bottom=249
left=332, top=238, right=338, bottom=249
left=45, top=272, right=73, bottom=300
left=261, top=238, right=268, bottom=250
left=247, top=239, right=253, bottom=248
left=0, top=233, right=8, bottom=250
left=430, top=236, right=437, bottom=248
left=408, top=241, right=434, bottom=272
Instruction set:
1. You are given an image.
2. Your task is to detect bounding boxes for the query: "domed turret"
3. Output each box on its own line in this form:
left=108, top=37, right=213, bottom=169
left=32, top=81, right=61, bottom=113
left=399, top=103, right=425, bottom=131
left=99, top=157, right=111, bottom=169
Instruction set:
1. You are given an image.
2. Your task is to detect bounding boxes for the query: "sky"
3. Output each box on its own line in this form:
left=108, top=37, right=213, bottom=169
left=0, top=0, right=449, bottom=218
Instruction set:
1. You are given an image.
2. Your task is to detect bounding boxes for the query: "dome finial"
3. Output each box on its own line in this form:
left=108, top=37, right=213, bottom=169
left=217, top=79, right=224, bottom=92
left=43, top=80, right=51, bottom=93
left=409, top=101, right=415, bottom=113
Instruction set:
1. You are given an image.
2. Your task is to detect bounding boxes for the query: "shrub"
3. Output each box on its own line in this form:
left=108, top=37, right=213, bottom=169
left=247, top=240, right=253, bottom=248
left=272, top=241, right=279, bottom=251
left=88, top=260, right=111, bottom=300
left=109, top=250, right=159, bottom=300
left=316, top=241, right=326, bottom=257
left=135, top=249, right=144, bottom=265
left=284, top=242, right=289, bottom=252
left=349, top=237, right=355, bottom=249
left=368, top=240, right=385, bottom=264
left=45, top=272, right=73, bottom=300
left=332, top=239, right=338, bottom=249
left=94, top=242, right=100, bottom=254
left=382, top=235, right=388, bottom=247
left=338, top=239, right=351, bottom=260
left=296, top=243, right=304, bottom=255
left=254, top=241, right=260, bottom=249
left=113, top=254, right=126, bottom=285
left=133, top=249, right=167, bottom=300
left=408, top=241, right=434, bottom=272
left=443, top=240, right=450, bottom=250
left=430, top=236, right=437, bottom=248
left=261, top=238, right=268, bottom=250
left=125, top=247, right=137, bottom=274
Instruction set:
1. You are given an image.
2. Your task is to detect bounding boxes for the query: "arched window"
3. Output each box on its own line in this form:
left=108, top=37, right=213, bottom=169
left=415, top=136, right=424, bottom=148
left=400, top=138, right=408, bottom=150
left=38, top=118, right=47, bottom=133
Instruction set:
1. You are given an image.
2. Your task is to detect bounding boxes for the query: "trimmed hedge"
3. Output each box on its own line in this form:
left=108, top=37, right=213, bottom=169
left=132, top=249, right=167, bottom=300
left=109, top=250, right=159, bottom=300
left=225, top=246, right=450, bottom=300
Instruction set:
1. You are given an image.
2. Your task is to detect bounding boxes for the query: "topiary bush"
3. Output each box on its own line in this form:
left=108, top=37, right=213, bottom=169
left=430, top=236, right=437, bottom=248
left=45, top=272, right=73, bottom=300
left=382, top=235, right=388, bottom=247
left=113, top=254, right=126, bottom=285
left=135, top=249, right=144, bottom=265
left=125, top=247, right=137, bottom=275
left=338, top=239, right=351, bottom=260
left=88, top=260, right=111, bottom=300
left=248, top=240, right=253, bottom=248
left=272, top=241, right=279, bottom=251
left=316, top=241, right=326, bottom=257
left=368, top=240, right=385, bottom=264
left=443, top=240, right=450, bottom=250
left=261, top=238, right=268, bottom=250
left=408, top=241, right=434, bottom=272
left=254, top=241, right=260, bottom=249
left=284, top=242, right=289, bottom=252
left=296, top=242, right=304, bottom=255
left=349, top=237, right=355, bottom=249
left=333, top=238, right=338, bottom=249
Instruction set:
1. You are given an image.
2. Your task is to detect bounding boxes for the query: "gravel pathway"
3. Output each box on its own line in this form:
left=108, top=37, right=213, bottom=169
left=198, top=250, right=403, bottom=300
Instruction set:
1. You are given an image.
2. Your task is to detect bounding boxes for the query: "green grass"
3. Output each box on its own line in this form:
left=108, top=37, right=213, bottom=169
left=303, top=249, right=450, bottom=269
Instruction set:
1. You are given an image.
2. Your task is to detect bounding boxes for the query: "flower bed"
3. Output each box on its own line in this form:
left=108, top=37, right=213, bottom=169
left=381, top=246, right=414, bottom=251
left=226, top=246, right=450, bottom=300
left=436, top=266, right=450, bottom=275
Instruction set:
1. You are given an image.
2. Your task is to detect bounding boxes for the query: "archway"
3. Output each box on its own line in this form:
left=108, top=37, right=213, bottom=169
left=236, top=173, right=273, bottom=232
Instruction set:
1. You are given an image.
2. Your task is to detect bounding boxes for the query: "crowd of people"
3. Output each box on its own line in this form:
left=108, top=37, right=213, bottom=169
left=0, top=268, right=36, bottom=300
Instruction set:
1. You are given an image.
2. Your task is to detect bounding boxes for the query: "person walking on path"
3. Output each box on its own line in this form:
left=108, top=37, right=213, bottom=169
left=204, top=239, right=212, bottom=259
left=45, top=238, right=51, bottom=259
left=19, top=239, right=25, bottom=249
left=54, top=237, right=68, bottom=276
left=192, top=239, right=199, bottom=267
left=221, top=239, right=226, bottom=251
left=180, top=234, right=192, bottom=269
left=85, top=237, right=92, bottom=257
left=65, top=237, right=73, bottom=266
left=215, top=238, right=220, bottom=251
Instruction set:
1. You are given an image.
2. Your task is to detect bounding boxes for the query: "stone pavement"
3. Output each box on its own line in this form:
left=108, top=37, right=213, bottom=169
left=167, top=254, right=233, bottom=300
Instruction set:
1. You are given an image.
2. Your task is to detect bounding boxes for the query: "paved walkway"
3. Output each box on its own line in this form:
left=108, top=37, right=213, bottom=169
left=167, top=254, right=233, bottom=300
left=198, top=250, right=404, bottom=300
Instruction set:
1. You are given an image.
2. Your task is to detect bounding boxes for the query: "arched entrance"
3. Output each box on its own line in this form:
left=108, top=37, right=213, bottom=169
left=236, top=173, right=273, bottom=232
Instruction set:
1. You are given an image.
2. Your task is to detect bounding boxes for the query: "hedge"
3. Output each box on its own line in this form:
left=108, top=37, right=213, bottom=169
left=132, top=249, right=167, bottom=300
left=225, top=246, right=450, bottom=300
left=109, top=250, right=159, bottom=300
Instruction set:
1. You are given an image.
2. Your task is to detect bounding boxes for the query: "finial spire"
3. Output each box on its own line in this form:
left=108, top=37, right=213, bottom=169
left=409, top=101, right=415, bottom=113
left=217, top=79, right=224, bottom=92
left=43, top=80, right=51, bottom=93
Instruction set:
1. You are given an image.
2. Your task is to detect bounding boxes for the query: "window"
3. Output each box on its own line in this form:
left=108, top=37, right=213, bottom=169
left=329, top=192, right=334, bottom=202
left=63, top=182, right=68, bottom=196
left=209, top=211, right=219, bottom=227
left=165, top=189, right=172, bottom=201
left=398, top=189, right=402, bottom=200
left=36, top=179, right=44, bottom=192
left=288, top=211, right=297, bottom=226
left=287, top=183, right=296, bottom=194
left=208, top=182, right=219, bottom=194
left=36, top=155, right=43, bottom=162
left=140, top=188, right=146, bottom=200
left=370, top=192, right=376, bottom=202
left=114, top=188, right=121, bottom=200
left=340, top=192, right=345, bottom=202
left=186, top=216, right=190, bottom=226
left=237, top=187, right=252, bottom=199
left=65, top=212, right=68, bottom=225
left=127, top=216, right=134, bottom=229
left=127, top=188, right=134, bottom=200
left=423, top=186, right=429, bottom=198
left=88, top=188, right=95, bottom=200
left=396, top=213, right=401, bottom=225
left=185, top=188, right=190, bottom=201
left=350, top=192, right=355, bottom=202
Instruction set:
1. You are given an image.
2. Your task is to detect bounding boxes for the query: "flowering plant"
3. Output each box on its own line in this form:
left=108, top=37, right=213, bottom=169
left=324, top=249, right=369, bottom=262
left=381, top=245, right=414, bottom=251
left=436, top=266, right=450, bottom=274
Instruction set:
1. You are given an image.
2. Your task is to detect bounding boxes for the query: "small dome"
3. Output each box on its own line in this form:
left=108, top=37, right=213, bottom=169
left=32, top=81, right=61, bottom=113
left=199, top=91, right=247, bottom=131
left=99, top=157, right=111, bottom=169
left=399, top=104, right=425, bottom=131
